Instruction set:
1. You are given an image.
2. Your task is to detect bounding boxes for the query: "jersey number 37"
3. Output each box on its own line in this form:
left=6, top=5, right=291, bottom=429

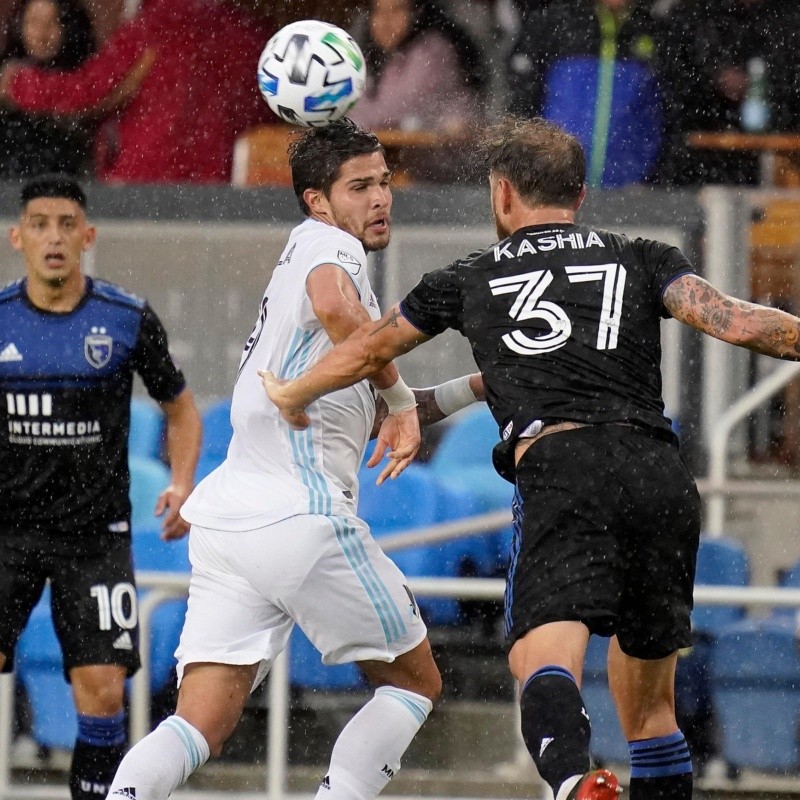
left=489, top=263, right=627, bottom=355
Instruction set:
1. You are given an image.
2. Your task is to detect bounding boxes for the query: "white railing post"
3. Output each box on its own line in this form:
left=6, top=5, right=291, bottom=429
left=699, top=187, right=751, bottom=459
left=0, top=674, right=15, bottom=800
left=267, top=650, right=289, bottom=800
left=705, top=361, right=800, bottom=535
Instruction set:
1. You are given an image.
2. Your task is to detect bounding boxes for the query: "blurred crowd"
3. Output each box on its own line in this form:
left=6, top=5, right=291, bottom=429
left=0, top=0, right=797, bottom=187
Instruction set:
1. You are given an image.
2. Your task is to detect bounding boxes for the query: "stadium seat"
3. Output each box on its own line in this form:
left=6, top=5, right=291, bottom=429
left=711, top=618, right=800, bottom=772
left=773, top=559, right=800, bottom=624
left=195, top=398, right=233, bottom=482
left=232, top=124, right=294, bottom=187
left=288, top=627, right=365, bottom=691
left=426, top=404, right=513, bottom=570
left=692, top=536, right=750, bottom=636
left=129, top=456, right=171, bottom=533
left=15, top=589, right=76, bottom=750
left=428, top=405, right=500, bottom=473
left=128, top=397, right=164, bottom=461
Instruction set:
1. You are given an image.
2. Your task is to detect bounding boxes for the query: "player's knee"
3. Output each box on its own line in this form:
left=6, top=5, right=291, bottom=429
left=72, top=677, right=125, bottom=715
left=412, top=664, right=442, bottom=704
left=616, top=691, right=677, bottom=741
left=204, top=732, right=228, bottom=759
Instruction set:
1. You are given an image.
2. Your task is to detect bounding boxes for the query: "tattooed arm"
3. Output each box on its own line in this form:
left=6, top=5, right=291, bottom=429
left=260, top=303, right=431, bottom=421
left=663, top=274, right=800, bottom=360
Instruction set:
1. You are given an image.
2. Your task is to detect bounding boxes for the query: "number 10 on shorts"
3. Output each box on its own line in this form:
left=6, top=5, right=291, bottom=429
left=90, top=582, right=138, bottom=630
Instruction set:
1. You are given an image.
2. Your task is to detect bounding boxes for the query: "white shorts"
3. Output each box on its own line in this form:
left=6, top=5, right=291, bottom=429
left=174, top=514, right=427, bottom=689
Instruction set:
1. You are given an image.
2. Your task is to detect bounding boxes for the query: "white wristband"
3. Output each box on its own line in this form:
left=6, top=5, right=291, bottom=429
left=433, top=375, right=478, bottom=417
left=378, top=377, right=417, bottom=414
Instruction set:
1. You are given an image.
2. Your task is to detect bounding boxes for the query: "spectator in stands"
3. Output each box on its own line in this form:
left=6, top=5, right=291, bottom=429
left=0, top=0, right=276, bottom=183
left=349, top=0, right=485, bottom=182
left=659, top=0, right=796, bottom=185
left=0, top=0, right=95, bottom=178
left=506, top=0, right=663, bottom=188
left=0, top=175, right=201, bottom=800
left=352, top=0, right=485, bottom=135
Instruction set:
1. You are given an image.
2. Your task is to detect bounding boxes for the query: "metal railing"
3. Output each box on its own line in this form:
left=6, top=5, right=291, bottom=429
left=703, top=360, right=800, bottom=536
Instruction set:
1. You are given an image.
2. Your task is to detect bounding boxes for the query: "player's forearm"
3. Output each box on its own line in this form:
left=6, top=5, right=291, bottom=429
left=163, top=390, right=202, bottom=490
left=283, top=322, right=395, bottom=407
left=667, top=275, right=800, bottom=360
left=415, top=374, right=484, bottom=426
left=730, top=304, right=800, bottom=359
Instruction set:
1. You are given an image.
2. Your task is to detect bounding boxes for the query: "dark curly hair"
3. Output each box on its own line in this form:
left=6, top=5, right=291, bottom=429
left=288, top=118, right=383, bottom=215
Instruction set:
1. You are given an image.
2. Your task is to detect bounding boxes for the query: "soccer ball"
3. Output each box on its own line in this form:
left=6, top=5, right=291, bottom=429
left=257, top=20, right=366, bottom=128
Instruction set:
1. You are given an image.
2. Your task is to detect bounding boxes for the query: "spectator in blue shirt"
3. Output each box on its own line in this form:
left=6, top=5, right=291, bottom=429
left=506, top=0, right=663, bottom=188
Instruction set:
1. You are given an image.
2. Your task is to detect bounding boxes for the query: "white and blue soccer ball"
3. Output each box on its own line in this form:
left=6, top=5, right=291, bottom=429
left=257, top=20, right=367, bottom=128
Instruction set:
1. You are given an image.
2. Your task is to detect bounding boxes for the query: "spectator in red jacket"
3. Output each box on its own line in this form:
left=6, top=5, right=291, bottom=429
left=0, top=0, right=276, bottom=183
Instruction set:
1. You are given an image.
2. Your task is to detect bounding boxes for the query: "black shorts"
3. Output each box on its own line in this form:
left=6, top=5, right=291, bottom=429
left=0, top=525, right=140, bottom=679
left=505, top=424, right=701, bottom=660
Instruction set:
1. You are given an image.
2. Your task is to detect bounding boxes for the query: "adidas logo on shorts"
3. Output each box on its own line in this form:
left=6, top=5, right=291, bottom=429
left=109, top=788, right=136, bottom=800
left=113, top=632, right=133, bottom=650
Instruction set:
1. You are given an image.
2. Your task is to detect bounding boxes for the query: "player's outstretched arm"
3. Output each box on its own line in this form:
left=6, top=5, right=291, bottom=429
left=664, top=274, right=800, bottom=360
left=156, top=388, right=202, bottom=540
left=261, top=303, right=429, bottom=421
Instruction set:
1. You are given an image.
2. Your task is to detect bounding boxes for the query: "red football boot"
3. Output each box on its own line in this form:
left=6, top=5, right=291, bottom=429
left=567, top=769, right=622, bottom=799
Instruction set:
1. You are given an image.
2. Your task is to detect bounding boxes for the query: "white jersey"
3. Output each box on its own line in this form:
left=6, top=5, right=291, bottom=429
left=181, top=218, right=382, bottom=531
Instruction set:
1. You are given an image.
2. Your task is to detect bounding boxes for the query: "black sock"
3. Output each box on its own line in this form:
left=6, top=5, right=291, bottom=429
left=519, top=666, right=590, bottom=796
left=69, top=713, right=127, bottom=800
left=628, top=732, right=693, bottom=800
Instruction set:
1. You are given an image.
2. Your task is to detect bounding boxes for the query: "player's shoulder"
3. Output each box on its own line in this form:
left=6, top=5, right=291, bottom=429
left=89, top=278, right=147, bottom=311
left=299, top=219, right=368, bottom=277
left=0, top=278, right=24, bottom=305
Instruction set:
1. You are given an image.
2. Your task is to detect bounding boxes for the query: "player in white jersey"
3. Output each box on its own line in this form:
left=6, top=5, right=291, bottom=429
left=105, top=120, right=484, bottom=800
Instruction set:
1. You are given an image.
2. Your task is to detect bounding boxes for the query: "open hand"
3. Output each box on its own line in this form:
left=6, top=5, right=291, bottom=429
left=366, top=406, right=421, bottom=484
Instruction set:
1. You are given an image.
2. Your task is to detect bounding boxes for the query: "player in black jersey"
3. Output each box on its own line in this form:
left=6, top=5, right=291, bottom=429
left=264, top=117, right=800, bottom=800
left=0, top=175, right=202, bottom=800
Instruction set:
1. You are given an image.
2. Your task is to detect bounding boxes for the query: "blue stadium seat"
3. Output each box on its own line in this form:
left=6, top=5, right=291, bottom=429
left=196, top=399, right=233, bottom=481
left=427, top=405, right=514, bottom=577
left=711, top=618, right=800, bottom=772
left=288, top=627, right=365, bottom=691
left=428, top=405, right=499, bottom=472
left=581, top=636, right=628, bottom=766
left=773, top=560, right=800, bottom=623
left=128, top=398, right=164, bottom=461
left=15, top=589, right=76, bottom=750
left=692, top=536, right=750, bottom=636
left=129, top=456, right=171, bottom=533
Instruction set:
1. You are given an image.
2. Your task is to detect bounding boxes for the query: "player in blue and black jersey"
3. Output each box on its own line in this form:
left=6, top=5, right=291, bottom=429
left=0, top=175, right=201, bottom=800
left=266, top=117, right=800, bottom=800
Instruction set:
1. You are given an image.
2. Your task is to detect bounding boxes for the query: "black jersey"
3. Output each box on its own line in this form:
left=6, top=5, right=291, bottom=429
left=400, top=223, right=694, bottom=473
left=0, top=277, right=186, bottom=533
